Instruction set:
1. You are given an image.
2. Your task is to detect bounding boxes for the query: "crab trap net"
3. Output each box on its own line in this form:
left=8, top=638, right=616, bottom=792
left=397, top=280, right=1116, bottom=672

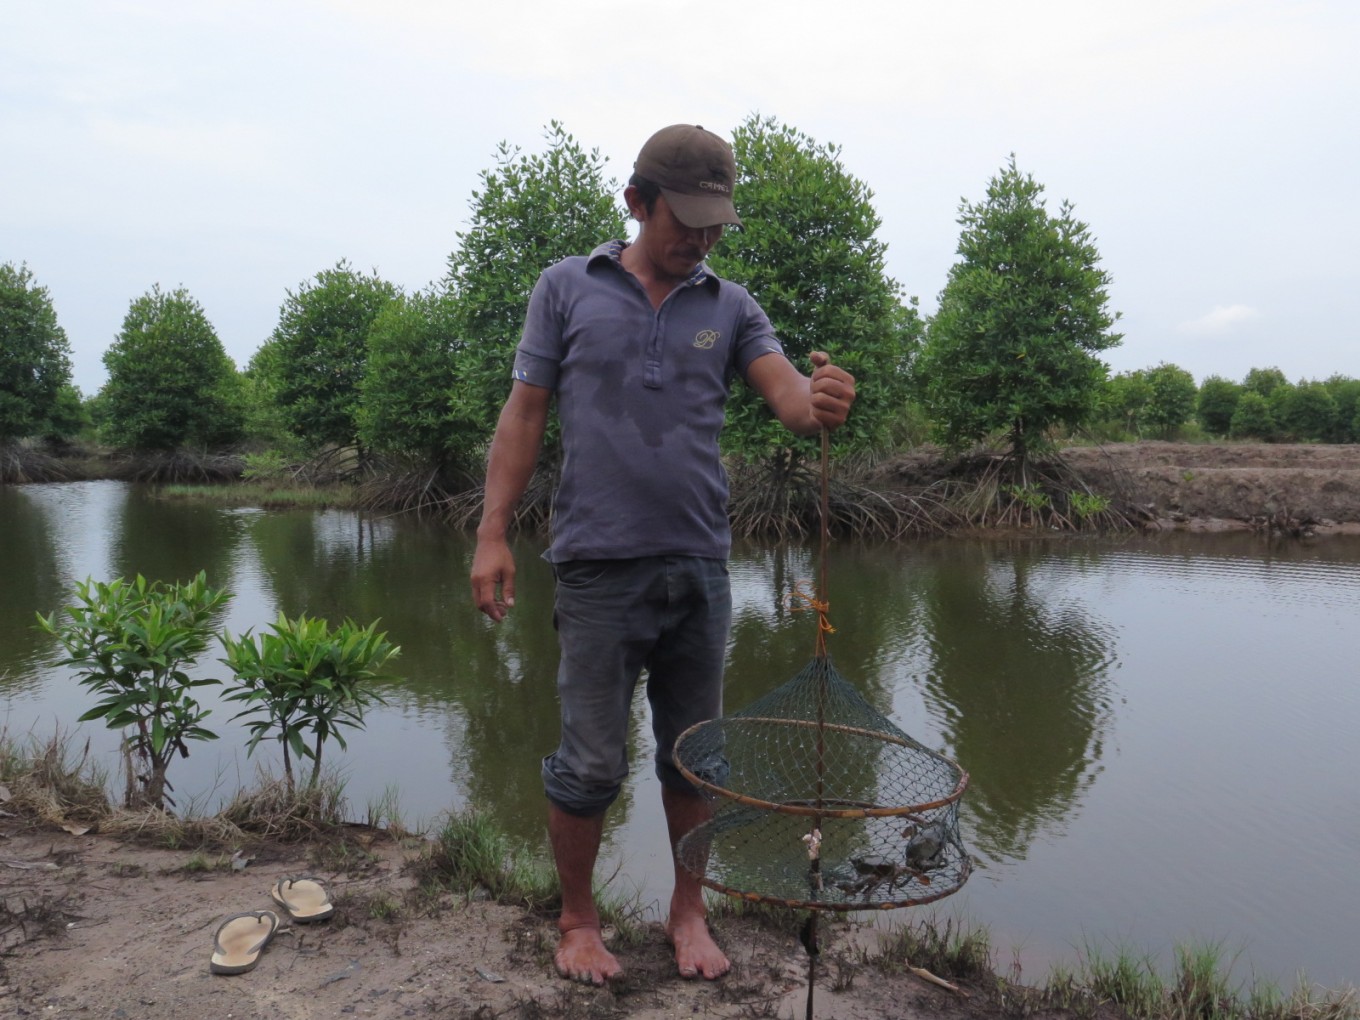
left=673, top=652, right=971, bottom=912
left=670, top=435, right=971, bottom=1016
left=672, top=607, right=970, bottom=1017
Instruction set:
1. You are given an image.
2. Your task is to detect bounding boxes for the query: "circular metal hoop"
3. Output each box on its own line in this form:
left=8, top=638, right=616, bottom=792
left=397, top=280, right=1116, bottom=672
left=676, top=806, right=972, bottom=912
left=673, top=715, right=970, bottom=819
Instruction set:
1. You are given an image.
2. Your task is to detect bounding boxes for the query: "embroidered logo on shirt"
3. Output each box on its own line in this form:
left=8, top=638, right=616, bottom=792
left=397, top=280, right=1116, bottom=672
left=693, top=329, right=720, bottom=350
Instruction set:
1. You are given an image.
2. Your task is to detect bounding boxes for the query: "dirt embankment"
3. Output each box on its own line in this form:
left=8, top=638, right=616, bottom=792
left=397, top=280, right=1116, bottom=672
left=1060, top=442, right=1360, bottom=531
left=874, top=442, right=1360, bottom=534
left=0, top=827, right=990, bottom=1020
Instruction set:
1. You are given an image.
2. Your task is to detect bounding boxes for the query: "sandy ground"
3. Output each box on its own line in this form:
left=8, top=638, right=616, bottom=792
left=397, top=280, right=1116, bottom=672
left=5, top=441, right=1356, bottom=1018
left=0, top=826, right=980, bottom=1020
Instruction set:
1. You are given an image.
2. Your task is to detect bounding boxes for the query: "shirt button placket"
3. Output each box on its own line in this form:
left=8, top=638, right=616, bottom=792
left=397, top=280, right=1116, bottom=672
left=644, top=306, right=665, bottom=389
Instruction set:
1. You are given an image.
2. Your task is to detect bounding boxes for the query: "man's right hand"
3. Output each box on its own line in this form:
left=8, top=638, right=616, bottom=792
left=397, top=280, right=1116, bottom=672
left=471, top=537, right=516, bottom=622
left=470, top=381, right=552, bottom=623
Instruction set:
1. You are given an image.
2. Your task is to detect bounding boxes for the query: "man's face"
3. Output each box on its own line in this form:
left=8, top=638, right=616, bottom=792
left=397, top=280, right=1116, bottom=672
left=632, top=191, right=725, bottom=281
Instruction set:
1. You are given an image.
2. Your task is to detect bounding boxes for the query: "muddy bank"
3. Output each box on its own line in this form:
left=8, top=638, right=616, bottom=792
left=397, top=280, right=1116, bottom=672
left=872, top=441, right=1360, bottom=534
left=0, top=826, right=983, bottom=1020
left=1060, top=442, right=1360, bottom=533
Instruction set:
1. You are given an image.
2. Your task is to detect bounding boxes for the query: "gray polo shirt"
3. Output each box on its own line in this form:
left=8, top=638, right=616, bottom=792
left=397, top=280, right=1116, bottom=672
left=512, top=240, right=786, bottom=563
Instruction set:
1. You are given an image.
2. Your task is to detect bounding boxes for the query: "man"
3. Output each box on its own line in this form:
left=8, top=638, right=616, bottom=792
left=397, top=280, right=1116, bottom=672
left=470, top=124, right=856, bottom=986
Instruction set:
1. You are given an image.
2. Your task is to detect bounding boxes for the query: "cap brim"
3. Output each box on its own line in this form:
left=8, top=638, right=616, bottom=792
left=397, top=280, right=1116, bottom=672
left=661, top=188, right=743, bottom=229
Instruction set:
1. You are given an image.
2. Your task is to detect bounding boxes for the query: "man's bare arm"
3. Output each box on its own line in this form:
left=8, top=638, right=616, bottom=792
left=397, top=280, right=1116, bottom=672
left=747, top=350, right=856, bottom=437
left=470, top=381, right=552, bottom=622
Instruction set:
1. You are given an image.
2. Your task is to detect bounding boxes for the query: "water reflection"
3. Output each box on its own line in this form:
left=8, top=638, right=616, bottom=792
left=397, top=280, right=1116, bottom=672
left=239, top=511, right=629, bottom=846
left=0, top=487, right=65, bottom=695
left=913, top=543, right=1117, bottom=861
left=725, top=541, right=923, bottom=722
left=5, top=484, right=1360, bottom=988
left=112, top=487, right=248, bottom=591
left=724, top=540, right=1119, bottom=865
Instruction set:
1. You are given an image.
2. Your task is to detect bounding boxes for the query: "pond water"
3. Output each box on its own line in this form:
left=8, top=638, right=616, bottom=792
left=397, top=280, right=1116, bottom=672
left=2, top=481, right=1358, bottom=989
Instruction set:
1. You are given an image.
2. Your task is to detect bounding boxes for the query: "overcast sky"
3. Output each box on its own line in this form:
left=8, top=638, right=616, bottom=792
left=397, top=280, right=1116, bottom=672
left=4, top=0, right=1356, bottom=396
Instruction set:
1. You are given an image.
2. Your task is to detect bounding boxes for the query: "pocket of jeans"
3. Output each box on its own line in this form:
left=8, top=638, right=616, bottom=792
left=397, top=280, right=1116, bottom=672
left=553, top=560, right=610, bottom=589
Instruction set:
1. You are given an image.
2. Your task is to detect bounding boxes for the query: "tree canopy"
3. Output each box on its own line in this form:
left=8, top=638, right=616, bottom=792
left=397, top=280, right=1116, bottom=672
left=706, top=114, right=921, bottom=461
left=264, top=261, right=398, bottom=451
left=358, top=289, right=468, bottom=465
left=1230, top=391, right=1275, bottom=440
left=99, top=285, right=242, bottom=451
left=444, top=122, right=626, bottom=440
left=1322, top=374, right=1360, bottom=442
left=1196, top=375, right=1241, bottom=436
left=1142, top=362, right=1197, bottom=439
left=0, top=262, right=74, bottom=443
left=1242, top=366, right=1288, bottom=398
left=915, top=156, right=1121, bottom=463
left=1275, top=380, right=1338, bottom=441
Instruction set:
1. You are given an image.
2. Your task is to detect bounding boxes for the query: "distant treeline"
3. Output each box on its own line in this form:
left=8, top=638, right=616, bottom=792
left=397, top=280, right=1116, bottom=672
left=3, top=119, right=1355, bottom=497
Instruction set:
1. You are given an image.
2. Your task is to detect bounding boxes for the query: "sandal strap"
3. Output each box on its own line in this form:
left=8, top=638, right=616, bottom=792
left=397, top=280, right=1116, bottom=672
left=213, top=910, right=277, bottom=956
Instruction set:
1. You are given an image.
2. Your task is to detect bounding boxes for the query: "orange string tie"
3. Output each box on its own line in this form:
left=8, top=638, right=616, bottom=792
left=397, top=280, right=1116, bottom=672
left=787, top=581, right=836, bottom=649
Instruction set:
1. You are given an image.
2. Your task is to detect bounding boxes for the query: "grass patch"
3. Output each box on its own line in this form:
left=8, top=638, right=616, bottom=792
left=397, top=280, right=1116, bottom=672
left=1079, top=941, right=1165, bottom=1016
left=71, top=768, right=355, bottom=853
left=175, top=852, right=231, bottom=874
left=308, top=834, right=383, bottom=875
left=414, top=808, right=653, bottom=944
left=872, top=915, right=993, bottom=985
left=364, top=784, right=416, bottom=839
left=1052, top=939, right=1360, bottom=1020
left=590, top=870, right=649, bottom=951
left=217, top=770, right=350, bottom=841
left=363, top=893, right=402, bottom=921
left=327, top=888, right=407, bottom=926
left=418, top=809, right=559, bottom=911
left=0, top=726, right=111, bottom=828
left=158, top=482, right=358, bottom=508
left=1261, top=982, right=1358, bottom=1020
left=98, top=806, right=247, bottom=850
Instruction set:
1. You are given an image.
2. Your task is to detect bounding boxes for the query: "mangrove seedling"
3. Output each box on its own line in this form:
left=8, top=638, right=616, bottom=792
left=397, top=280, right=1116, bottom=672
left=37, top=572, right=229, bottom=811
left=219, top=614, right=399, bottom=792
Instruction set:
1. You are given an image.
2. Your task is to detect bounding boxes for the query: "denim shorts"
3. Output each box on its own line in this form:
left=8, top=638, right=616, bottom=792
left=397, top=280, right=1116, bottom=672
left=541, top=556, right=731, bottom=816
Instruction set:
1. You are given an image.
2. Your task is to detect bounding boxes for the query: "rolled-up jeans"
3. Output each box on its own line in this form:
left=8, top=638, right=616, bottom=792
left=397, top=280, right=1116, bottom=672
left=541, top=555, right=731, bottom=816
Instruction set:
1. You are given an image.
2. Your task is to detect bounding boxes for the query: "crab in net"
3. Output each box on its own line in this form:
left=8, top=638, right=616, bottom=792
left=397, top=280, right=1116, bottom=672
left=673, top=654, right=971, bottom=912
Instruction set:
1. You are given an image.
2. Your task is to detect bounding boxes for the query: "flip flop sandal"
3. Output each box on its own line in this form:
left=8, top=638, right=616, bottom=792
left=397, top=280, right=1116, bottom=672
left=270, top=876, right=335, bottom=923
left=209, top=910, right=279, bottom=975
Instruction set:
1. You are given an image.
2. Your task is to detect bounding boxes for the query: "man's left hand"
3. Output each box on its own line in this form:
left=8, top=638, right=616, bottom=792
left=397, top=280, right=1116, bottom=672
left=809, top=351, right=856, bottom=431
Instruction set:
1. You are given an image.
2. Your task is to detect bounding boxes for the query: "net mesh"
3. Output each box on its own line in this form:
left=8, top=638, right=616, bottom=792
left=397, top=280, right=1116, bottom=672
left=676, top=801, right=970, bottom=911
left=674, top=655, right=970, bottom=910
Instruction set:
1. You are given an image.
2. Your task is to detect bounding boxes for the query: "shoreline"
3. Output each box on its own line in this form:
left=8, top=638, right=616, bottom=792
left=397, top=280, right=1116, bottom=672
left=3, top=810, right=1355, bottom=1020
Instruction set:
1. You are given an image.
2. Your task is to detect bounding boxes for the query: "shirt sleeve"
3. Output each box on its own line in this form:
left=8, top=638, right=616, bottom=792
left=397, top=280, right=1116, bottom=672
left=511, top=350, right=559, bottom=389
left=732, top=288, right=786, bottom=379
left=512, top=271, right=562, bottom=389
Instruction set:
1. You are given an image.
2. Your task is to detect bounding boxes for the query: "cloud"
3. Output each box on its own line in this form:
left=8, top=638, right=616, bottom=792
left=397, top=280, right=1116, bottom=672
left=1176, top=304, right=1261, bottom=336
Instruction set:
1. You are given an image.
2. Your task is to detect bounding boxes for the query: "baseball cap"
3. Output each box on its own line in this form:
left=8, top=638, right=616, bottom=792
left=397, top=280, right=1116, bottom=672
left=634, top=124, right=743, bottom=229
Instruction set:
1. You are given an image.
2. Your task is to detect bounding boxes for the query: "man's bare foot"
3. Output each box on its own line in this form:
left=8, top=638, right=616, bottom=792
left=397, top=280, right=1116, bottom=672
left=555, top=925, right=622, bottom=986
left=666, top=912, right=730, bottom=980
